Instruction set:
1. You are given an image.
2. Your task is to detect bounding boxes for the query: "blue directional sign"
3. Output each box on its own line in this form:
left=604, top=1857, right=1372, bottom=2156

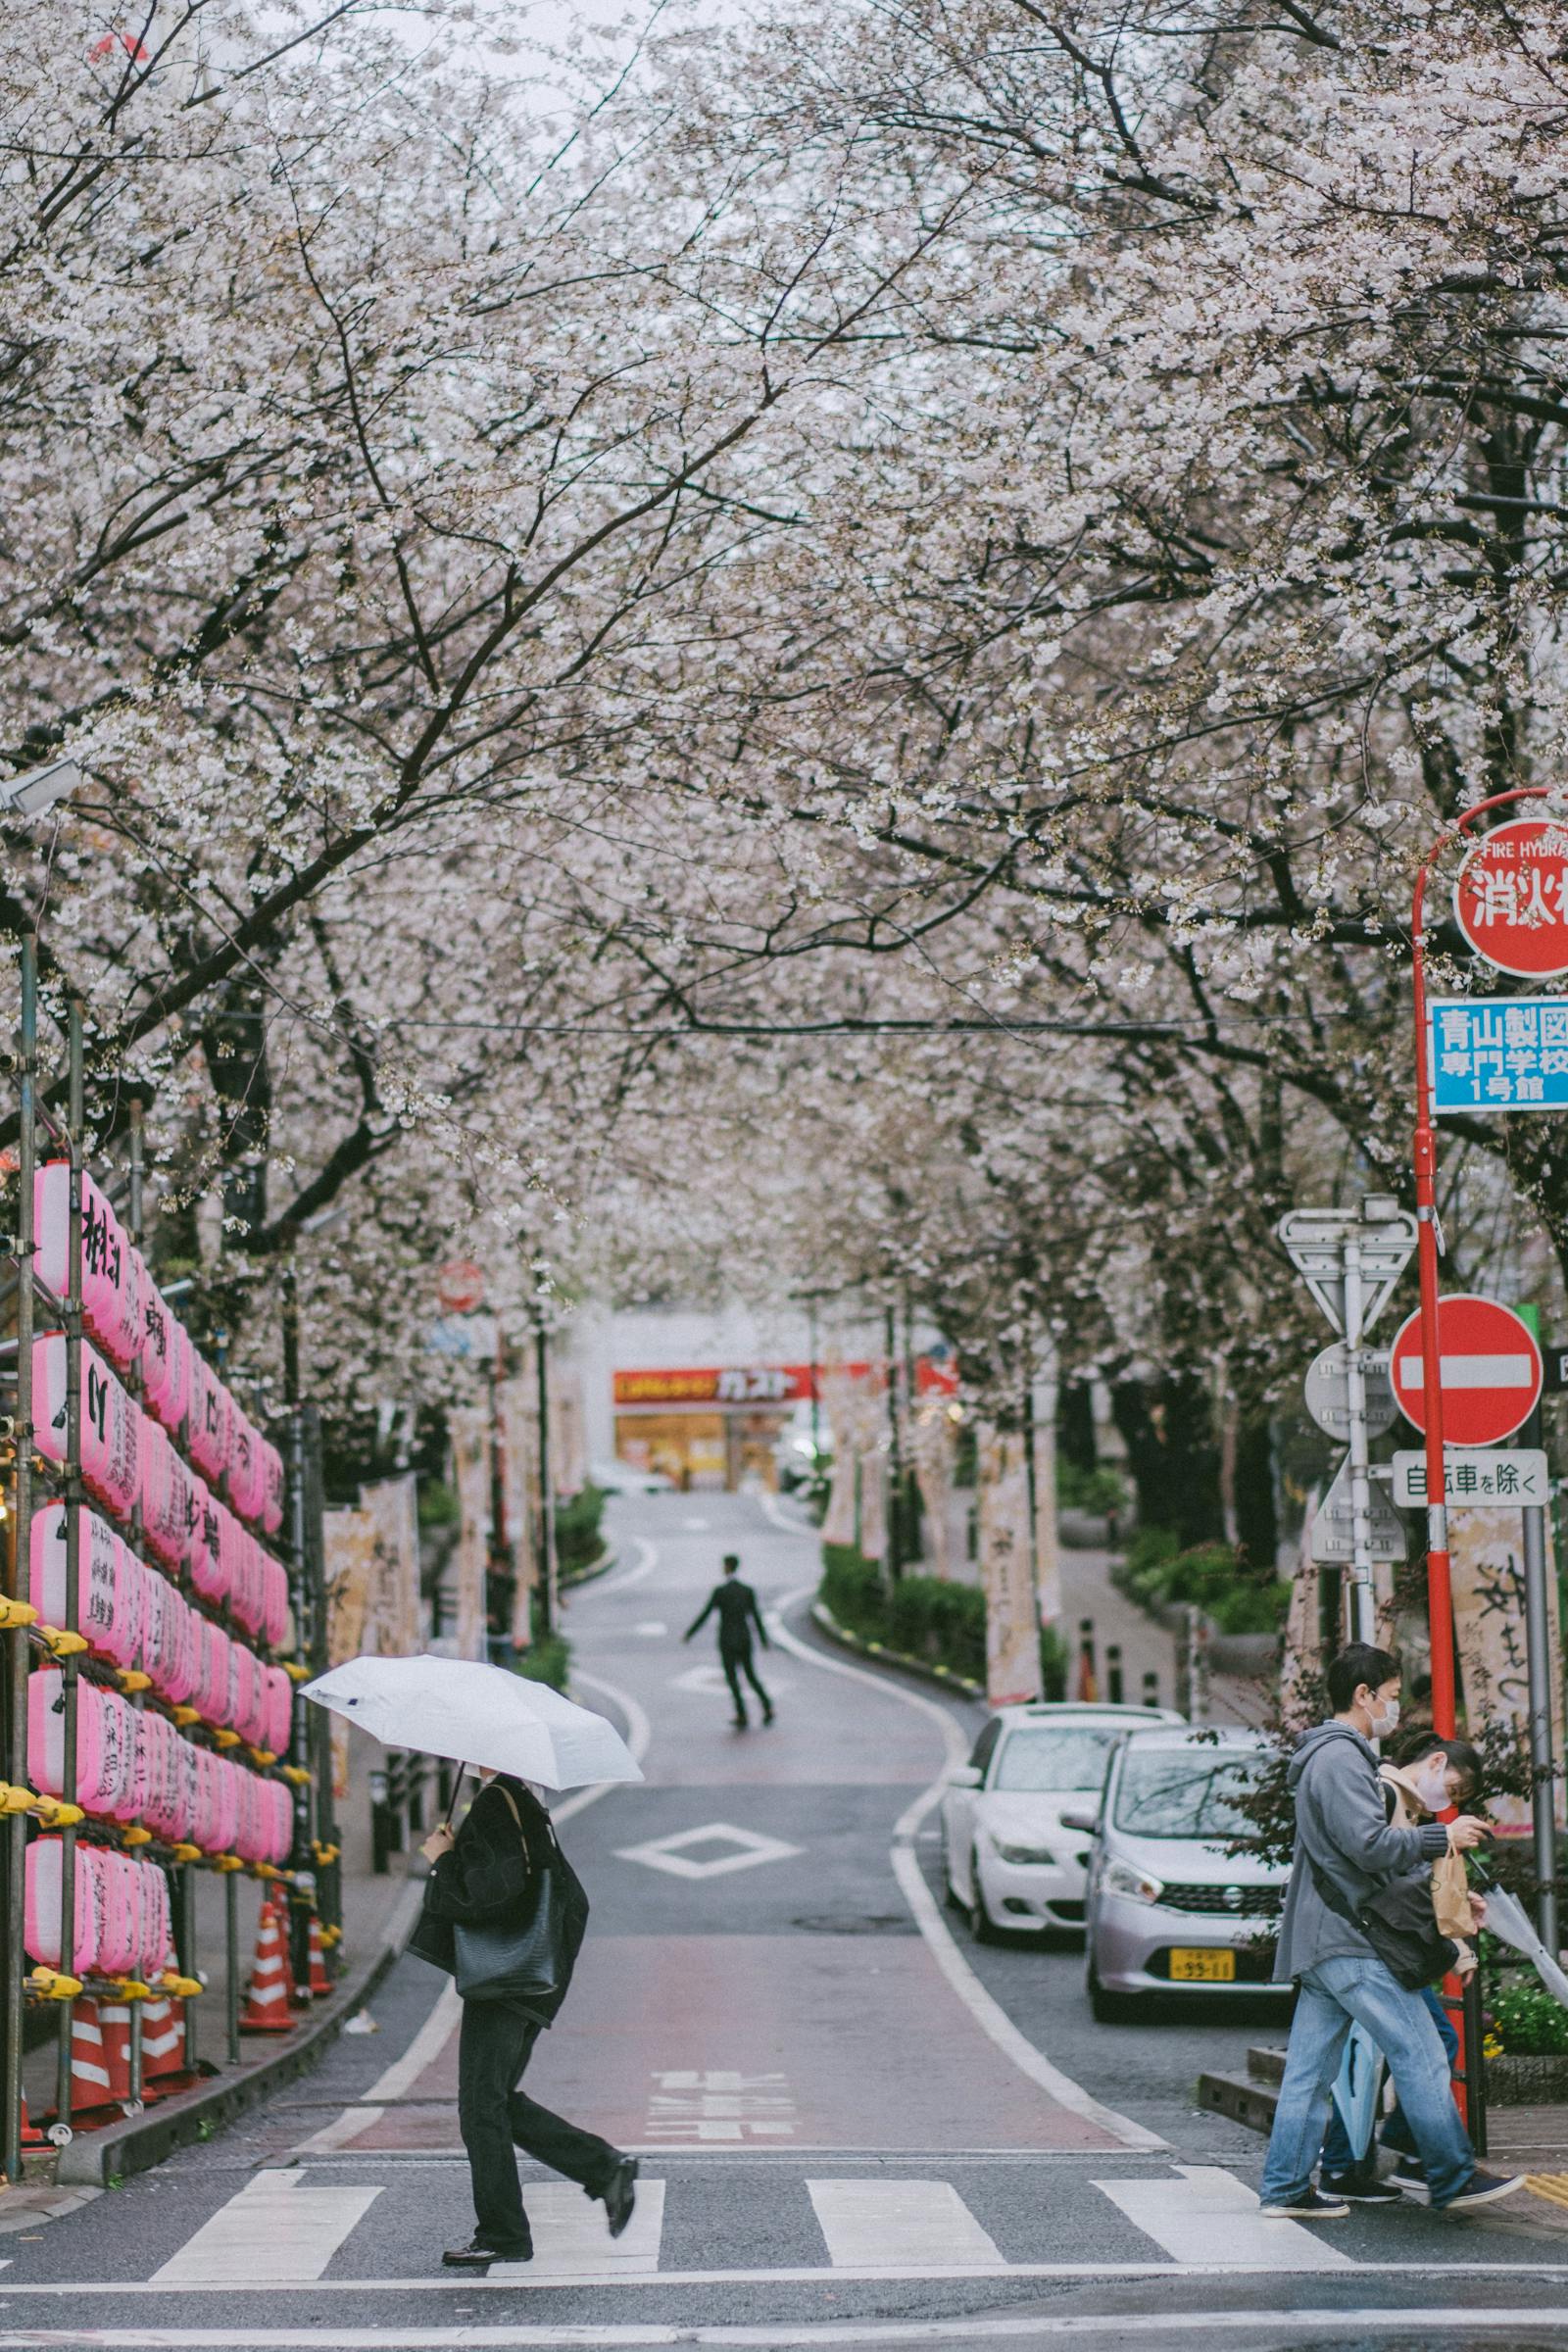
left=1430, top=996, right=1568, bottom=1113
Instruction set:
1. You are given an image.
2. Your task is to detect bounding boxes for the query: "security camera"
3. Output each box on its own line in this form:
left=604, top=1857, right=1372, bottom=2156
left=0, top=759, right=82, bottom=818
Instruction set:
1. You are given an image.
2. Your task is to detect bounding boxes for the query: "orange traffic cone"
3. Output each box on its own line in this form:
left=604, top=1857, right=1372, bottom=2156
left=68, top=2000, right=131, bottom=2117
left=238, top=1894, right=296, bottom=2033
left=305, top=1910, right=331, bottom=1998
left=140, top=1995, right=189, bottom=2094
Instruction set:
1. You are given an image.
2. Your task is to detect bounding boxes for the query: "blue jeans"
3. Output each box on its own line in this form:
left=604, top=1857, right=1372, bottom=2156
left=1261, top=1956, right=1474, bottom=2210
left=1322, top=1986, right=1458, bottom=2175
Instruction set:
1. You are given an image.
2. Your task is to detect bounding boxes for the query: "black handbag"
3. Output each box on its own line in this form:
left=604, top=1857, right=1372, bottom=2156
left=1308, top=1854, right=1459, bottom=1991
left=407, top=1902, right=456, bottom=1976
left=453, top=1787, right=588, bottom=2011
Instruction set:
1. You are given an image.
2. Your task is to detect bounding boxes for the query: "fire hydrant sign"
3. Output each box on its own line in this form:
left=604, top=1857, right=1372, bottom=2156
left=1453, top=816, right=1568, bottom=976
left=1390, top=1295, right=1543, bottom=1446
left=1430, top=997, right=1568, bottom=1112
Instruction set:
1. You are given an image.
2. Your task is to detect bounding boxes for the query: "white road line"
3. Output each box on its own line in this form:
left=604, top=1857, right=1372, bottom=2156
left=292, top=2104, right=388, bottom=2155
left=562, top=1671, right=651, bottom=1821
left=489, top=2181, right=665, bottom=2279
left=11, top=2303, right=1568, bottom=2347
left=766, top=1590, right=1164, bottom=2154
left=363, top=1981, right=462, bottom=2105
left=148, top=2172, right=383, bottom=2286
left=1094, top=2165, right=1352, bottom=2271
left=808, top=2179, right=1004, bottom=2270
left=600, top=1538, right=662, bottom=1593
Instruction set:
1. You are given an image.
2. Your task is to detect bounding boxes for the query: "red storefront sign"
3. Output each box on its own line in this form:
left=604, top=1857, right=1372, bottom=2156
left=613, top=1359, right=958, bottom=1407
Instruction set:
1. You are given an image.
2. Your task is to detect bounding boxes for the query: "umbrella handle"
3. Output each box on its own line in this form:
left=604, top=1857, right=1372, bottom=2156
left=443, top=1771, right=465, bottom=1830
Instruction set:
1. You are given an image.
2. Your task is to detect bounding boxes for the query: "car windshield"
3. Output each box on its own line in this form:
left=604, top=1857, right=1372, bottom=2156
left=992, top=1728, right=1119, bottom=1793
left=1112, top=1751, right=1261, bottom=1840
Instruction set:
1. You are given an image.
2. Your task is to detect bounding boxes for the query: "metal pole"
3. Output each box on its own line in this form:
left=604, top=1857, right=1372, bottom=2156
left=1341, top=1229, right=1377, bottom=1644
left=1, top=935, right=38, bottom=2180
left=808, top=1298, right=820, bottom=1465
left=535, top=1317, right=556, bottom=1641
left=124, top=1095, right=155, bottom=2092
left=884, top=1304, right=902, bottom=1581
left=54, top=1001, right=84, bottom=2131
left=1515, top=1328, right=1560, bottom=1953
left=225, top=1874, right=241, bottom=2065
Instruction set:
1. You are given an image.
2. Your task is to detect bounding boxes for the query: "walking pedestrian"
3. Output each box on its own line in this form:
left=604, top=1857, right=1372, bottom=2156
left=1258, top=1642, right=1521, bottom=2220
left=1317, top=1733, right=1484, bottom=2202
left=684, top=1553, right=774, bottom=1728
left=417, top=1770, right=638, bottom=2268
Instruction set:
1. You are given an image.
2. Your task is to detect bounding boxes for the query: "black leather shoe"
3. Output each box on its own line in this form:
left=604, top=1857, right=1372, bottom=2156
left=442, top=2237, right=532, bottom=2268
left=602, top=2155, right=639, bottom=2239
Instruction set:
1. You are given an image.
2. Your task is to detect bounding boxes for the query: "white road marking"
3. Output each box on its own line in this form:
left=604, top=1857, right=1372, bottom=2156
left=766, top=1592, right=1166, bottom=2155
left=601, top=1539, right=662, bottom=1593
left=633, top=1621, right=667, bottom=1638
left=488, top=2180, right=665, bottom=2278
left=149, top=2171, right=383, bottom=2285
left=564, top=1670, right=652, bottom=1817
left=1094, top=2165, right=1353, bottom=2271
left=12, top=2299, right=1568, bottom=2345
left=292, top=2104, right=388, bottom=2155
left=808, top=2179, right=1004, bottom=2271
left=646, top=2070, right=798, bottom=2144
left=363, top=1982, right=462, bottom=2105
left=670, top=1664, right=735, bottom=1694
left=615, top=1822, right=801, bottom=1879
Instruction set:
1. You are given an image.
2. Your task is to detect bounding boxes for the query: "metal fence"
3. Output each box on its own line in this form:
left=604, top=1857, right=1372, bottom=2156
left=0, top=930, right=335, bottom=2176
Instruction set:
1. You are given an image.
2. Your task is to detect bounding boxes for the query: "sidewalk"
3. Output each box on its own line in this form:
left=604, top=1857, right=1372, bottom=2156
left=18, top=1725, right=418, bottom=2184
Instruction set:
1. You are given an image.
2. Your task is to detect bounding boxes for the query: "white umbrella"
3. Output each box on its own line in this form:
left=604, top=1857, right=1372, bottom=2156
left=302, top=1654, right=643, bottom=1791
left=1481, top=1883, right=1568, bottom=2009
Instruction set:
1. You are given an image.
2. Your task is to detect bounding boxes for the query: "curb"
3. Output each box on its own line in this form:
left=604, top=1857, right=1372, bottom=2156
left=561, top=1545, right=616, bottom=1592
left=808, top=1600, right=983, bottom=1703
left=56, top=1877, right=424, bottom=2189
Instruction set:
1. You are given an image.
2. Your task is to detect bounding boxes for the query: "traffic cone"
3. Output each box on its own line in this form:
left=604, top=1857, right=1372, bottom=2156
left=238, top=1894, right=296, bottom=2033
left=304, top=1910, right=331, bottom=1998
left=68, top=2000, right=131, bottom=2117
left=140, top=1995, right=189, bottom=2094
left=1076, top=1618, right=1100, bottom=1704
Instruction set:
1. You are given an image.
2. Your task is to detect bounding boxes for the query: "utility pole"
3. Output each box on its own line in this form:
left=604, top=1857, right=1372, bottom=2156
left=535, top=1312, right=557, bottom=1639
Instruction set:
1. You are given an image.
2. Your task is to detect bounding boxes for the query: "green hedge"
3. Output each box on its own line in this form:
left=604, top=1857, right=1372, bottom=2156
left=1056, top=1460, right=1129, bottom=1517
left=820, top=1544, right=1067, bottom=1698
left=1118, top=1528, right=1289, bottom=1638
left=554, top=1483, right=608, bottom=1577
left=1490, top=1975, right=1568, bottom=2057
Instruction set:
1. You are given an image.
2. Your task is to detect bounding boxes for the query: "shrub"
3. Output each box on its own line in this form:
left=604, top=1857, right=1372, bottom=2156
left=1115, top=1528, right=1287, bottom=1639
left=1057, top=1461, right=1129, bottom=1518
left=514, top=1632, right=571, bottom=1692
left=555, top=1484, right=608, bottom=1577
left=821, top=1543, right=1068, bottom=1696
left=1490, top=1976, right=1568, bottom=2057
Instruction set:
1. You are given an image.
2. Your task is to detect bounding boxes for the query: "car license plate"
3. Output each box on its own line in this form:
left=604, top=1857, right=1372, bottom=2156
left=1169, top=1947, right=1236, bottom=1983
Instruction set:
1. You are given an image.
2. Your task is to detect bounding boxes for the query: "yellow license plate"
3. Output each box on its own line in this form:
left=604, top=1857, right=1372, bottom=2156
left=1169, top=1947, right=1236, bottom=1983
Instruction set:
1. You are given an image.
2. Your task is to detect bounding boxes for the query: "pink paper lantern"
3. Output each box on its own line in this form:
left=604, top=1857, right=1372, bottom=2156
left=25, top=1838, right=103, bottom=1974
left=33, top=1164, right=141, bottom=1365
left=187, top=1352, right=229, bottom=1484
left=262, top=1439, right=285, bottom=1536
left=33, top=1333, right=141, bottom=1518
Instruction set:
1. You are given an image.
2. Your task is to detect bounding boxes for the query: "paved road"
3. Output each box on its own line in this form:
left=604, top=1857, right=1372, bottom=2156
left=10, top=1492, right=1568, bottom=2350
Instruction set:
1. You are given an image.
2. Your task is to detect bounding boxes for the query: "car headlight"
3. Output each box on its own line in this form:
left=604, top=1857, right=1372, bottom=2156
left=992, top=1839, right=1055, bottom=1866
left=1102, top=1857, right=1164, bottom=1905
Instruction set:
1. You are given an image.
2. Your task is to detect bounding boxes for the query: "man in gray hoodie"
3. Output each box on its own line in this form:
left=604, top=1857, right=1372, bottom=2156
left=1259, top=1642, right=1519, bottom=2219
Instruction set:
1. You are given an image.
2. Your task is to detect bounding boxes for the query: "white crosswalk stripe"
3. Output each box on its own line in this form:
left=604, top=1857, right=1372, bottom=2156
left=149, top=2171, right=384, bottom=2285
left=490, top=2181, right=666, bottom=2278
left=808, top=2179, right=1005, bottom=2270
left=1094, top=2167, right=1354, bottom=2272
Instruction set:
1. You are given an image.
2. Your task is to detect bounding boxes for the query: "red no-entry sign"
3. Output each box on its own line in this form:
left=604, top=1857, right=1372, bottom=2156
left=1391, top=1294, right=1543, bottom=1446
left=1453, top=816, right=1568, bottom=976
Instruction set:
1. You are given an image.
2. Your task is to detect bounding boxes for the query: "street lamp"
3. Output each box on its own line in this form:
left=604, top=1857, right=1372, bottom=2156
left=0, top=758, right=81, bottom=819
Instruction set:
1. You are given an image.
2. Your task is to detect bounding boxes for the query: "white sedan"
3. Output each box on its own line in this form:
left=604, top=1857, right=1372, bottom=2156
left=941, top=1701, right=1184, bottom=1940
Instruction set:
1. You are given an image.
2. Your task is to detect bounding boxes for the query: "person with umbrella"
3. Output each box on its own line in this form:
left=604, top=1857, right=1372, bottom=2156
left=303, top=1654, right=643, bottom=2270
left=419, top=1771, right=638, bottom=2267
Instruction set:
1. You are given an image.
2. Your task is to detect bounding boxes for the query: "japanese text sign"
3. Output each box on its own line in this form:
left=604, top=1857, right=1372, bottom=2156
left=1430, top=997, right=1568, bottom=1113
left=1392, top=1448, right=1549, bottom=1509
left=1454, top=816, right=1568, bottom=976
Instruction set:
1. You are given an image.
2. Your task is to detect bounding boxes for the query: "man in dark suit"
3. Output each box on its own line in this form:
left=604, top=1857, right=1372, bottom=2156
left=684, top=1553, right=774, bottom=1728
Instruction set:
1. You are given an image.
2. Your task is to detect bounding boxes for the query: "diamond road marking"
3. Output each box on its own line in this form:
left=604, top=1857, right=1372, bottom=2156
left=671, top=1664, right=734, bottom=1694
left=614, top=1821, right=803, bottom=1880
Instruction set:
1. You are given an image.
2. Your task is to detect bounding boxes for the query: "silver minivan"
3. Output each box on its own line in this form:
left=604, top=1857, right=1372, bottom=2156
left=1069, top=1725, right=1293, bottom=2020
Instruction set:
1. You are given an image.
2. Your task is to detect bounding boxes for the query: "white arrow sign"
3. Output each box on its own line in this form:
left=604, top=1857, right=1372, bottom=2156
left=1279, top=1207, right=1418, bottom=1338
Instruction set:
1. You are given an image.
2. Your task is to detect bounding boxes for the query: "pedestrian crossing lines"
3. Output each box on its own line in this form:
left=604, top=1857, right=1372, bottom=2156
left=116, top=2163, right=1361, bottom=2287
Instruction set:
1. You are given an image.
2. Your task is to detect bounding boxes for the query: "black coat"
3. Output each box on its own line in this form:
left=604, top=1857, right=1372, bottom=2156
left=414, top=1776, right=589, bottom=2025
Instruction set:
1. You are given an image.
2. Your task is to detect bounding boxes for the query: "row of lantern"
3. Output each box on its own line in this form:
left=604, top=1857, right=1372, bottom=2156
left=31, top=1374, right=290, bottom=1647
left=30, top=1504, right=291, bottom=1736
left=29, top=1673, right=293, bottom=1856
left=35, top=1164, right=283, bottom=1535
left=25, top=1838, right=177, bottom=1979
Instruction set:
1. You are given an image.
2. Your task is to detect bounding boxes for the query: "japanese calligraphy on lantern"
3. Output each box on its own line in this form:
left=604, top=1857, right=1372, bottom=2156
left=1453, top=817, right=1568, bottom=976
left=1429, top=997, right=1568, bottom=1112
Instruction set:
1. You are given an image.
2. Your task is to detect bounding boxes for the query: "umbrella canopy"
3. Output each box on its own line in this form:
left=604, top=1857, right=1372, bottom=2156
left=302, top=1654, right=643, bottom=1790
left=1481, top=1883, right=1568, bottom=2009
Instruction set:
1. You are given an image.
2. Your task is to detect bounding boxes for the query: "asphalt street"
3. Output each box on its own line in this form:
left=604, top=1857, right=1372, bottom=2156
left=8, top=1491, right=1568, bottom=2351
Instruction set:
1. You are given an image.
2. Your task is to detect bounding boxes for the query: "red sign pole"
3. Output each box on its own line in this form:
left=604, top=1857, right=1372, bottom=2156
left=1411, top=783, right=1550, bottom=1738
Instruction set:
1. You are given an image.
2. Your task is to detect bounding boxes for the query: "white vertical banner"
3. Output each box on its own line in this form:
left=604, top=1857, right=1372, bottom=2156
left=978, top=1422, right=1044, bottom=1708
left=450, top=1402, right=490, bottom=1663
left=360, top=1473, right=421, bottom=1656
left=1450, top=1505, right=1567, bottom=1836
left=1029, top=1362, right=1062, bottom=1629
left=499, top=1376, right=538, bottom=1648
left=323, top=1507, right=377, bottom=1796
left=858, top=1438, right=889, bottom=1564
left=550, top=1361, right=588, bottom=1498
left=910, top=1399, right=956, bottom=1579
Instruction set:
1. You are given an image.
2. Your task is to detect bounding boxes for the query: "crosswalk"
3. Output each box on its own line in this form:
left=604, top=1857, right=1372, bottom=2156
left=106, top=2163, right=1369, bottom=2287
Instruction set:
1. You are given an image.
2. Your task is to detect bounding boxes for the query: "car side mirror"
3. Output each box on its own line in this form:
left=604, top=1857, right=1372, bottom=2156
left=947, top=1765, right=982, bottom=1789
left=1059, top=1806, right=1100, bottom=1836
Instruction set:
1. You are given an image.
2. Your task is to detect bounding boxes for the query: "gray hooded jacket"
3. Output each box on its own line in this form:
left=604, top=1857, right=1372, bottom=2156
left=1275, top=1721, right=1449, bottom=1981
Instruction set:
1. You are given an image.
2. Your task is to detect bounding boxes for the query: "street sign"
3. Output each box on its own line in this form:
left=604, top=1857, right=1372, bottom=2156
left=1392, top=1448, right=1550, bottom=1509
left=1430, top=996, right=1568, bottom=1115
left=1543, top=1343, right=1568, bottom=1395
left=1390, top=1294, right=1544, bottom=1446
left=436, top=1257, right=486, bottom=1314
left=1453, top=816, right=1568, bottom=977
left=1309, top=1457, right=1408, bottom=1564
left=1303, top=1345, right=1396, bottom=1440
left=1278, top=1207, right=1418, bottom=1337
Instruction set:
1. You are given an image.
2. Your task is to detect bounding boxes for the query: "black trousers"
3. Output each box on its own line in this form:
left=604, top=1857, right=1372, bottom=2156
left=720, top=1639, right=771, bottom=1723
left=457, top=1998, right=617, bottom=2250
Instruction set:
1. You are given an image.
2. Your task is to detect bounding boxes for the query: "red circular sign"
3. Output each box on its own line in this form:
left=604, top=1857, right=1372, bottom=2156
left=1453, top=816, right=1568, bottom=977
left=436, top=1258, right=485, bottom=1314
left=1390, top=1294, right=1543, bottom=1446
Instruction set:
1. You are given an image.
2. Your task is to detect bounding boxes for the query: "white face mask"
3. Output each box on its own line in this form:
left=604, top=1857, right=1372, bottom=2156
left=1369, top=1695, right=1401, bottom=1739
